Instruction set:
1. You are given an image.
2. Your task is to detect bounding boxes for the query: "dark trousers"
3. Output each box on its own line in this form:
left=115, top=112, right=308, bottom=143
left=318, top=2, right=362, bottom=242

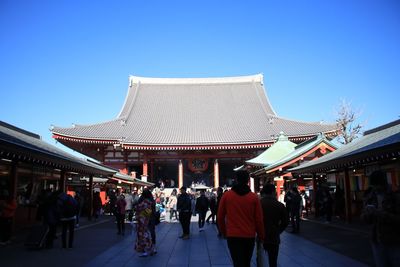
left=61, top=219, right=75, bottom=248
left=45, top=223, right=57, bottom=248
left=116, top=213, right=125, bottom=234
left=0, top=217, right=12, bottom=242
left=291, top=211, right=300, bottom=232
left=149, top=221, right=156, bottom=244
left=264, top=243, right=280, bottom=267
left=227, top=237, right=255, bottom=267
left=206, top=210, right=216, bottom=223
left=198, top=211, right=207, bottom=229
left=179, top=212, right=191, bottom=235
left=170, top=209, right=178, bottom=220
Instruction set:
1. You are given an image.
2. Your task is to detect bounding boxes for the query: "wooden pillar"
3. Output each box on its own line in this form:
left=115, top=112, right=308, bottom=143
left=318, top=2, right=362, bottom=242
left=214, top=159, right=219, bottom=189
left=142, top=161, right=148, bottom=176
left=178, top=160, right=183, bottom=188
left=88, top=175, right=94, bottom=221
left=344, top=168, right=352, bottom=223
left=11, top=161, right=18, bottom=199
left=60, top=170, right=66, bottom=192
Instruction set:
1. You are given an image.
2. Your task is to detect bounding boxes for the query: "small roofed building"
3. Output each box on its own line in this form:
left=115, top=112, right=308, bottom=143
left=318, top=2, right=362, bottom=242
left=290, top=119, right=400, bottom=222
left=52, top=74, right=339, bottom=188
left=0, top=121, right=117, bottom=229
left=247, top=132, right=337, bottom=196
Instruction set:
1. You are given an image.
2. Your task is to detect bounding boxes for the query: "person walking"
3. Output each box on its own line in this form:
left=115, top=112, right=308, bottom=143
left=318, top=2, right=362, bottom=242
left=142, top=190, right=157, bottom=255
left=289, top=187, right=302, bottom=233
left=115, top=194, right=127, bottom=235
left=125, top=191, right=134, bottom=222
left=177, top=187, right=192, bottom=240
left=74, top=192, right=83, bottom=227
left=135, top=189, right=154, bottom=257
left=57, top=191, right=78, bottom=249
left=361, top=170, right=400, bottom=267
left=167, top=189, right=178, bottom=222
left=92, top=191, right=102, bottom=220
left=215, top=187, right=224, bottom=237
left=217, top=170, right=264, bottom=267
left=260, top=183, right=289, bottom=267
left=43, top=190, right=59, bottom=248
left=206, top=192, right=217, bottom=224
left=195, top=190, right=209, bottom=231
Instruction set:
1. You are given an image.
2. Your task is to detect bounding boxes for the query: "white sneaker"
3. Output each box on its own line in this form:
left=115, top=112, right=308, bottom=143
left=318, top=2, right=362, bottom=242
left=139, top=252, right=148, bottom=257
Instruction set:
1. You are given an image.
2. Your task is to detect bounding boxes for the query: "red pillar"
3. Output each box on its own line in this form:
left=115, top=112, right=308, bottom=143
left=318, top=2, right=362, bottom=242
left=142, top=161, right=148, bottom=176
left=276, top=179, right=284, bottom=199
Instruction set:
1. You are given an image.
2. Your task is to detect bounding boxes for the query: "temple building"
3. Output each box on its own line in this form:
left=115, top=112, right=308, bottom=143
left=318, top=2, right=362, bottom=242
left=52, top=74, right=339, bottom=188
left=245, top=132, right=337, bottom=195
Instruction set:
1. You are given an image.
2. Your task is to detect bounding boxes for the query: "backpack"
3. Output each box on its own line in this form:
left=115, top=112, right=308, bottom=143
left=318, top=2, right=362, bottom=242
left=60, top=194, right=77, bottom=218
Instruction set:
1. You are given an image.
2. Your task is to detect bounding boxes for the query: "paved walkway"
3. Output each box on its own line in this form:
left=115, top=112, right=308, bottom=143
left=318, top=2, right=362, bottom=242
left=0, top=216, right=370, bottom=267
left=86, top=219, right=368, bottom=267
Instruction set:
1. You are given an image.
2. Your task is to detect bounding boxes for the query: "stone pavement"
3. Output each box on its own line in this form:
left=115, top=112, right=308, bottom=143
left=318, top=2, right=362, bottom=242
left=0, top=215, right=371, bottom=267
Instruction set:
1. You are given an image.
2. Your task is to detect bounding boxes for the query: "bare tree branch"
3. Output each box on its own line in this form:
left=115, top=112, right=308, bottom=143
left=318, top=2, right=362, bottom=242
left=335, top=99, right=363, bottom=144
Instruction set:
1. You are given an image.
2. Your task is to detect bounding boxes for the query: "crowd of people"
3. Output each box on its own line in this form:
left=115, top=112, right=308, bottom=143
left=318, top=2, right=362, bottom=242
left=1, top=168, right=398, bottom=267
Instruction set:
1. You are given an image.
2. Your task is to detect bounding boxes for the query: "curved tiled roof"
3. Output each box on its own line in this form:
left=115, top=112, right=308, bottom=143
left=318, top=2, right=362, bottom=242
left=0, top=121, right=117, bottom=176
left=290, top=120, right=400, bottom=173
left=52, top=74, right=338, bottom=148
left=246, top=132, right=297, bottom=166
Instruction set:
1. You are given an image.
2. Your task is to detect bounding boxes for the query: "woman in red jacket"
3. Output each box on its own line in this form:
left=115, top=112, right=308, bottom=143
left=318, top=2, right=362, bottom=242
left=217, top=170, right=264, bottom=267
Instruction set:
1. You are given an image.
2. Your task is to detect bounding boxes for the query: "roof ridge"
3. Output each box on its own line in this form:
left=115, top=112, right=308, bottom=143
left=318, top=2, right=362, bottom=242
left=0, top=121, right=41, bottom=139
left=364, top=119, right=400, bottom=136
left=128, top=74, right=263, bottom=85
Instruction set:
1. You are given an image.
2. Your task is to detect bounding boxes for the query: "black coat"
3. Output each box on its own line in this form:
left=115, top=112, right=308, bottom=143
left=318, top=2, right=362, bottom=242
left=195, top=195, right=209, bottom=213
left=260, top=195, right=289, bottom=245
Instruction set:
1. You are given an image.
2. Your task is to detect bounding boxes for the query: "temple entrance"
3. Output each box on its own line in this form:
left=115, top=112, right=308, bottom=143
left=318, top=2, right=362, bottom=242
left=152, top=161, right=178, bottom=188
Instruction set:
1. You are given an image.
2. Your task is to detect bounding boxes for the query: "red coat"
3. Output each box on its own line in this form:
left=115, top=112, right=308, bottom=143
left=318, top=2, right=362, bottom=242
left=217, top=188, right=264, bottom=241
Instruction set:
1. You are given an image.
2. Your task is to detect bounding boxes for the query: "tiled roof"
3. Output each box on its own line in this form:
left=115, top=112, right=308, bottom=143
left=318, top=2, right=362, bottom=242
left=290, top=120, right=400, bottom=173
left=246, top=132, right=296, bottom=166
left=0, top=121, right=117, bottom=176
left=264, top=133, right=337, bottom=172
left=52, top=74, right=338, bottom=148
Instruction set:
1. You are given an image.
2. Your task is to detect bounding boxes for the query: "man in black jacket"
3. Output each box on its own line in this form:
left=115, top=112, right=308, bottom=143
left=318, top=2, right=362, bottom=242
left=195, top=190, right=209, bottom=232
left=177, top=187, right=192, bottom=239
left=260, top=183, right=289, bottom=267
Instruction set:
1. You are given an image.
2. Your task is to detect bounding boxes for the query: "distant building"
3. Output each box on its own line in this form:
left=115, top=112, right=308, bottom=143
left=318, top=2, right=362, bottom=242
left=52, top=74, right=338, bottom=188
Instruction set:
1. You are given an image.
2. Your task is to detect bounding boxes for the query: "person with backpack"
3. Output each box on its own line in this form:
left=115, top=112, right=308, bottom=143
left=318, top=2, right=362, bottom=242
left=57, top=191, right=78, bottom=249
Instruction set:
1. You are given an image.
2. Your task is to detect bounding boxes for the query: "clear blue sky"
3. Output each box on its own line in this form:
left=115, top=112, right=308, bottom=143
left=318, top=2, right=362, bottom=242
left=1, top=0, right=399, bottom=157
